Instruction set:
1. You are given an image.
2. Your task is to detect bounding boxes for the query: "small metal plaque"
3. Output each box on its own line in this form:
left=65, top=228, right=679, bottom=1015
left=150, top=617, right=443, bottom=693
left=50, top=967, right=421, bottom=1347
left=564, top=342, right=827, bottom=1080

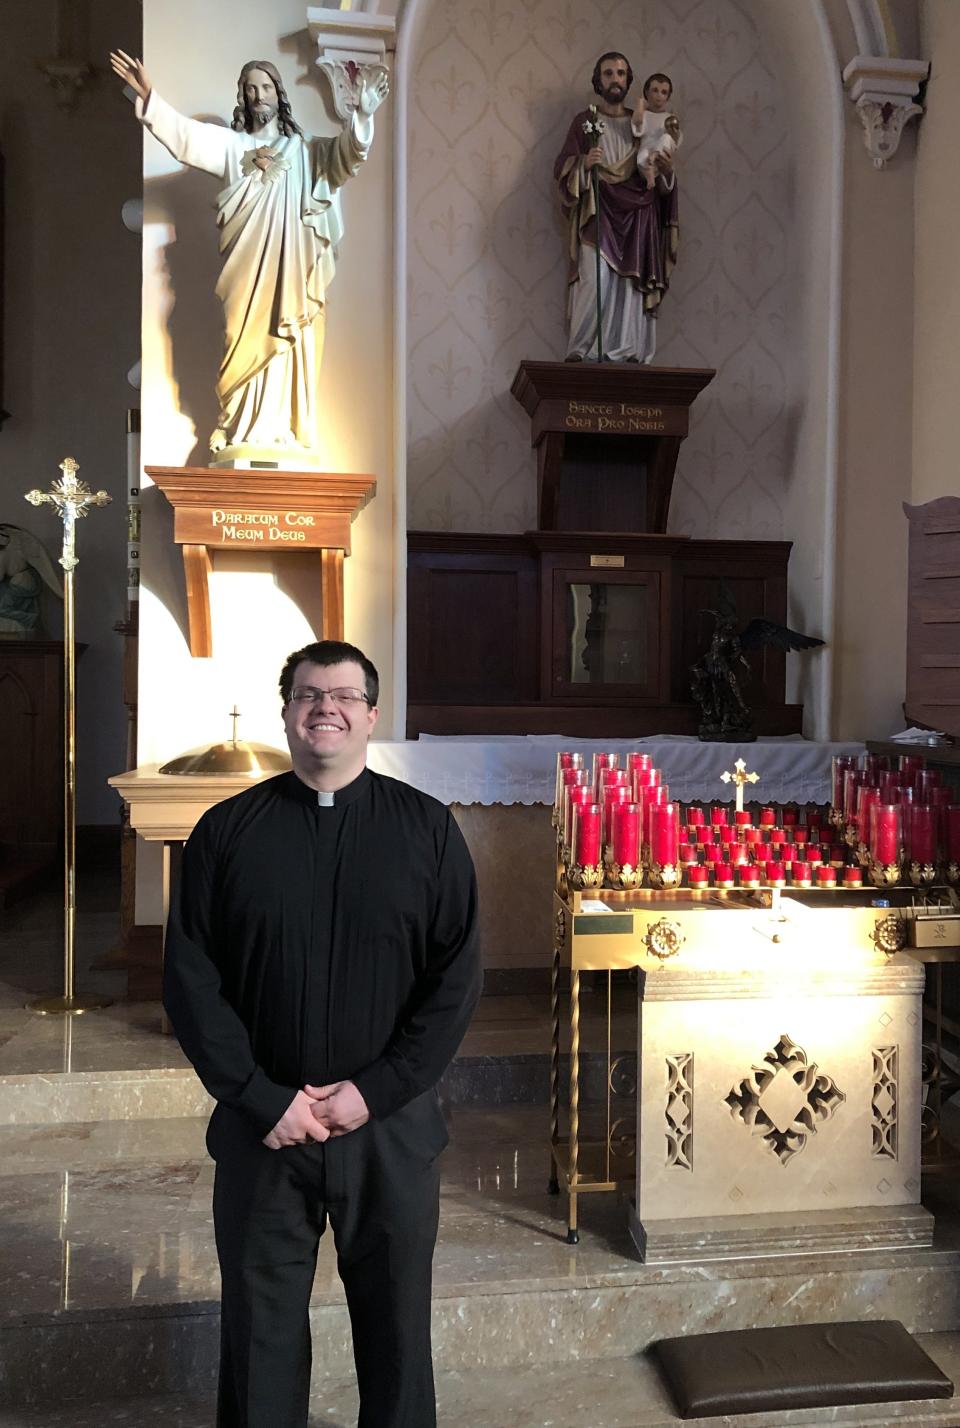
left=589, top=554, right=625, bottom=568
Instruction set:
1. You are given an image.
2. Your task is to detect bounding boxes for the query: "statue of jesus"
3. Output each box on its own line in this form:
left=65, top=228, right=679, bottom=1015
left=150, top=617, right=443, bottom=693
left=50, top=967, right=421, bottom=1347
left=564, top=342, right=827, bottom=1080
left=110, top=51, right=389, bottom=465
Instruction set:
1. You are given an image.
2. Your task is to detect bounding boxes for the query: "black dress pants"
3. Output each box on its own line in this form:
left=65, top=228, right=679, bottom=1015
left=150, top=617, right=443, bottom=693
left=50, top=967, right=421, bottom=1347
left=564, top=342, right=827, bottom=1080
left=207, top=1093, right=446, bottom=1428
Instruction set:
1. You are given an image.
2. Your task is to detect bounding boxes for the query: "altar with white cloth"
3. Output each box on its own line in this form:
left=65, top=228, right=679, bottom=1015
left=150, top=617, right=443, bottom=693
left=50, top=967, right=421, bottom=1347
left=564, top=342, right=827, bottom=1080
left=366, top=734, right=864, bottom=807
left=113, top=735, right=865, bottom=977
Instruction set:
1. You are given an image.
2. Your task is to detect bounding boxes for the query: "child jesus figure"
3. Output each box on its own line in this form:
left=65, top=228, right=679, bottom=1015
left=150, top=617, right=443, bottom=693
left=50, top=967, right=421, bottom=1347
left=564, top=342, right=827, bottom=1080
left=633, top=72, right=682, bottom=187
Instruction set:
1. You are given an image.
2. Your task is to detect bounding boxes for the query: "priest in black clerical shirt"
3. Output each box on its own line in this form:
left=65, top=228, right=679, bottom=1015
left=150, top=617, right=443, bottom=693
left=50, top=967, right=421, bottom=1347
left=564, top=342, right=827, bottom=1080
left=164, top=639, right=482, bottom=1428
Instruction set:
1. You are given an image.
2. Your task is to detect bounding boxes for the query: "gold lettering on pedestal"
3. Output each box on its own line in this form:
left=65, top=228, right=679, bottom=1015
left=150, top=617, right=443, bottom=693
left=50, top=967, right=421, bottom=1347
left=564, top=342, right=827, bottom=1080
left=563, top=400, right=666, bottom=433
left=210, top=510, right=316, bottom=544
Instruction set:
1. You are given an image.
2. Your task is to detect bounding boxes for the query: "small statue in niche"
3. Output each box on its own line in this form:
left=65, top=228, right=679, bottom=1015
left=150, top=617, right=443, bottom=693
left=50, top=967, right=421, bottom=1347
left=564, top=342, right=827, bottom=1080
left=0, top=525, right=63, bottom=637
left=109, top=50, right=389, bottom=465
left=554, top=52, right=679, bottom=364
left=691, top=586, right=824, bottom=742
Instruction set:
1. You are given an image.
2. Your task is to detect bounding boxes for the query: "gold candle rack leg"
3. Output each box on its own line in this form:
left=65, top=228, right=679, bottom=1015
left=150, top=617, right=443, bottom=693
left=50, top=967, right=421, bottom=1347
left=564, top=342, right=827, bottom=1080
left=567, top=969, right=581, bottom=1244
left=548, top=944, right=561, bottom=1196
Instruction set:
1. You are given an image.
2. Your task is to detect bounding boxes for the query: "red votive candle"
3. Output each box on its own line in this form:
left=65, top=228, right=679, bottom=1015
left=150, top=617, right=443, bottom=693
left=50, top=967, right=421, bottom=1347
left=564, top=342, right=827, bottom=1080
left=555, top=752, right=582, bottom=810
left=612, top=802, right=640, bottom=868
left=765, top=861, right=786, bottom=885
left=565, top=784, right=594, bottom=850
left=632, top=767, right=661, bottom=797
left=686, top=865, right=709, bottom=886
left=862, top=753, right=890, bottom=781
left=791, top=861, right=811, bottom=886
left=728, top=843, right=750, bottom=866
left=744, top=826, right=762, bottom=845
left=679, top=842, right=699, bottom=865
left=898, top=754, right=925, bottom=775
left=603, top=784, right=632, bottom=846
left=843, top=865, right=863, bottom=887
left=627, top=751, right=654, bottom=775
left=916, top=769, right=943, bottom=798
left=807, top=846, right=823, bottom=866
left=843, top=769, right=865, bottom=822
left=592, top=752, right=618, bottom=781
left=856, top=786, right=880, bottom=847
left=817, top=865, right=837, bottom=886
left=906, top=804, right=937, bottom=865
left=720, top=825, right=738, bottom=844
left=572, top=803, right=601, bottom=867
left=769, top=828, right=787, bottom=845
left=686, top=806, right=706, bottom=826
left=650, top=801, right=680, bottom=867
left=710, top=806, right=728, bottom=826
left=739, top=865, right=760, bottom=887
left=734, top=809, right=752, bottom=826
left=831, top=754, right=857, bottom=810
left=644, top=784, right=670, bottom=848
left=760, top=807, right=777, bottom=827
left=715, top=865, right=734, bottom=887
left=947, top=806, right=960, bottom=863
left=793, top=827, right=809, bottom=845
left=699, top=826, right=717, bottom=845
left=870, top=803, right=902, bottom=866
left=782, top=809, right=798, bottom=827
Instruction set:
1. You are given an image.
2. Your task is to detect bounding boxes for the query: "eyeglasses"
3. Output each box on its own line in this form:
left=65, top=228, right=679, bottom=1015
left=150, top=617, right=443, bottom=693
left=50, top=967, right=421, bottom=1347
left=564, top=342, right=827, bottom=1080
left=288, top=686, right=370, bottom=706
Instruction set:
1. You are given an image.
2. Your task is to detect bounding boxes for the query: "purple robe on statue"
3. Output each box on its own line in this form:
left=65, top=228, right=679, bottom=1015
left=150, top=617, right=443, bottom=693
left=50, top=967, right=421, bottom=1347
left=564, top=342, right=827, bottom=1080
left=554, top=108, right=678, bottom=317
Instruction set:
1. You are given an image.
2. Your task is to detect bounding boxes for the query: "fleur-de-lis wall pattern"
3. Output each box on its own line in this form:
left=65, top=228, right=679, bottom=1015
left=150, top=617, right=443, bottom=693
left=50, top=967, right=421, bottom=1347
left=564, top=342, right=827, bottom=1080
left=408, top=0, right=792, bottom=540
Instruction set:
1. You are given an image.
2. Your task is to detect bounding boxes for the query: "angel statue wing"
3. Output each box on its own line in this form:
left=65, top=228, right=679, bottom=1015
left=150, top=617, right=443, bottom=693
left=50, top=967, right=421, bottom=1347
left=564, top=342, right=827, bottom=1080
left=0, top=524, right=64, bottom=597
left=739, top=618, right=825, bottom=653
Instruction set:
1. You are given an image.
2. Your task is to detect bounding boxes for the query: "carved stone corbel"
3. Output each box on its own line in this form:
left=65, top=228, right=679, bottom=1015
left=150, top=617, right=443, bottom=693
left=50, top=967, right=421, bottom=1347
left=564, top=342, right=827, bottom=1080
left=306, top=6, right=396, bottom=121
left=842, top=56, right=929, bottom=169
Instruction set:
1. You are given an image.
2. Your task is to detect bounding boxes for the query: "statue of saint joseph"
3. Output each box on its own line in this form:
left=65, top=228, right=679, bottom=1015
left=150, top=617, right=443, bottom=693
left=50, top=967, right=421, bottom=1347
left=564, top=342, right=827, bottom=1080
left=111, top=51, right=388, bottom=464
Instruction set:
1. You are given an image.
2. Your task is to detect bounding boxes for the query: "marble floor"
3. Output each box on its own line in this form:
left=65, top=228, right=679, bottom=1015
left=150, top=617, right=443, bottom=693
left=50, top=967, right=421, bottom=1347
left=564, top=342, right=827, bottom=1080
left=4, top=873, right=960, bottom=1425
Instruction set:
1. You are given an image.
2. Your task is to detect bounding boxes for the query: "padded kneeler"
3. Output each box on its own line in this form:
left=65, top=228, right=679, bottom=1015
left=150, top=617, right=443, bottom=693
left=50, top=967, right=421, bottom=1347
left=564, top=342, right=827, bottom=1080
left=650, top=1320, right=954, bottom=1420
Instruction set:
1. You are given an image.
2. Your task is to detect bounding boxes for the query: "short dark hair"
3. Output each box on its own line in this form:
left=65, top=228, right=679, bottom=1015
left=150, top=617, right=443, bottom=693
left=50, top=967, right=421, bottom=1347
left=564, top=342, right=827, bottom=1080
left=279, top=640, right=379, bottom=707
left=592, top=52, right=634, bottom=97
left=643, top=72, right=673, bottom=99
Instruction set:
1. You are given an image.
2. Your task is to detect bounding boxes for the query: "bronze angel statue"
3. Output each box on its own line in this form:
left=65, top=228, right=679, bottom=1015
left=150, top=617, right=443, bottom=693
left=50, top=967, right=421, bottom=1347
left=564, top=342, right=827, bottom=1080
left=690, top=585, right=824, bottom=742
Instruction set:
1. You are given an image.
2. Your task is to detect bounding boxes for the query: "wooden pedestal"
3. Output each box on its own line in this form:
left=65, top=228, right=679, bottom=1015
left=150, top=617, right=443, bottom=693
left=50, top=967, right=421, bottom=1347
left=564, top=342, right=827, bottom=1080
left=511, top=362, right=714, bottom=533
left=147, top=466, right=375, bottom=657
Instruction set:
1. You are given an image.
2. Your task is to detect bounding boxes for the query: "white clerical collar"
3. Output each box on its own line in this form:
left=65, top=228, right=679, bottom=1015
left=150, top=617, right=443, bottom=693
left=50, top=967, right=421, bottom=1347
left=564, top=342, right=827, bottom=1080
left=317, top=790, right=335, bottom=807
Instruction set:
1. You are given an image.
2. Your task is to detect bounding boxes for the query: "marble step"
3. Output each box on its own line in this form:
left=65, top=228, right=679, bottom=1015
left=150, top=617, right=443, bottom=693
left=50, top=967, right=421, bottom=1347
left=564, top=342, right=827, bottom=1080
left=2, top=1339, right=960, bottom=1427
left=1, top=1048, right=625, bottom=1126
left=4, top=1109, right=960, bottom=1411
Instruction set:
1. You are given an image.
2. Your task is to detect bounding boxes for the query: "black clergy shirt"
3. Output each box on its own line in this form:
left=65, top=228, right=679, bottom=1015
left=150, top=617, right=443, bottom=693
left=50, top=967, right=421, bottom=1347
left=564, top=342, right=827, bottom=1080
left=163, top=768, right=482, bottom=1136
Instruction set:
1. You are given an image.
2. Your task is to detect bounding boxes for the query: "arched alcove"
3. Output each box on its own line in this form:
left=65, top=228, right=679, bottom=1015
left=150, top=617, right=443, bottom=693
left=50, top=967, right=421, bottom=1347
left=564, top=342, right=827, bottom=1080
left=395, top=0, right=843, bottom=736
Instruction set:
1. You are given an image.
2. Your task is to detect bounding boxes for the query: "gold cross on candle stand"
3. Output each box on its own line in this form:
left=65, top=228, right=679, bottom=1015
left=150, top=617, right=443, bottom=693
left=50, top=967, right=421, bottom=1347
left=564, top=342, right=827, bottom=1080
left=720, top=757, right=760, bottom=813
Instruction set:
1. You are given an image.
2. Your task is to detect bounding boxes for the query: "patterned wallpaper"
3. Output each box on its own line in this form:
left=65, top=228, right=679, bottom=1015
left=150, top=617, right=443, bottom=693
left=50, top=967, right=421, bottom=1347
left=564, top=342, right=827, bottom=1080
left=406, top=0, right=792, bottom=539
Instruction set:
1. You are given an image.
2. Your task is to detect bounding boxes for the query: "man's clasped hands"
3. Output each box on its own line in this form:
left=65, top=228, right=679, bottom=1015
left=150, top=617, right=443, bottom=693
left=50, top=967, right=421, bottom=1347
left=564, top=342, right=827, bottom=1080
left=263, top=1080, right=370, bottom=1150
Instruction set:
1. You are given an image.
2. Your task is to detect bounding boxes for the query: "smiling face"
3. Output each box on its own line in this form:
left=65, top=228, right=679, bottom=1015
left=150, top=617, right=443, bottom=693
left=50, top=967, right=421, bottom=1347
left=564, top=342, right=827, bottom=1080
left=282, top=659, right=379, bottom=789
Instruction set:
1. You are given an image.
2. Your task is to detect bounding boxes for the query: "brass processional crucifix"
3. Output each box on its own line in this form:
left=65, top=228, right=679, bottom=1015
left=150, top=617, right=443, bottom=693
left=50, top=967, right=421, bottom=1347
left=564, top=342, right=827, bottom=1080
left=26, top=458, right=112, bottom=1016
left=720, top=756, right=760, bottom=813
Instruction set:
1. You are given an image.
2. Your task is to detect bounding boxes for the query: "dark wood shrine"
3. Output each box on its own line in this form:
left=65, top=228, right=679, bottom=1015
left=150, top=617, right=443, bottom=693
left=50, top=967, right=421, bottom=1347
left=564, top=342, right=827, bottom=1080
left=407, top=362, right=805, bottom=738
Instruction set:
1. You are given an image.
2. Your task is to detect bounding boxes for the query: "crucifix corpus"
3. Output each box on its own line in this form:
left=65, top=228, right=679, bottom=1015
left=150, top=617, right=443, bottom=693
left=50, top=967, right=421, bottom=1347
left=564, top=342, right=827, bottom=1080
left=720, top=757, right=759, bottom=813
